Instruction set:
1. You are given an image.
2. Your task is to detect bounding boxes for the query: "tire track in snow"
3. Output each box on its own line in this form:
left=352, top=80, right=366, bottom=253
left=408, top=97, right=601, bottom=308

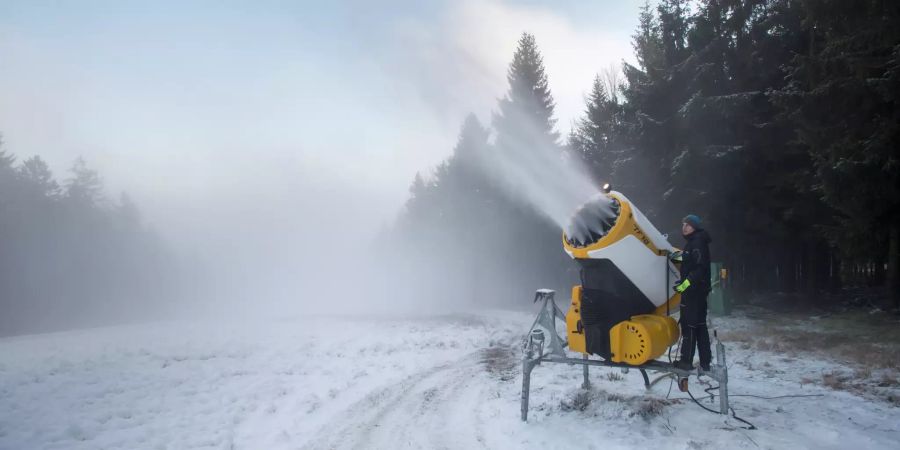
left=299, top=346, right=515, bottom=450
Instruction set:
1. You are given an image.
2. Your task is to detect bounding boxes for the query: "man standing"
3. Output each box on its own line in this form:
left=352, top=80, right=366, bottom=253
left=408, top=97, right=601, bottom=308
left=673, top=214, right=712, bottom=371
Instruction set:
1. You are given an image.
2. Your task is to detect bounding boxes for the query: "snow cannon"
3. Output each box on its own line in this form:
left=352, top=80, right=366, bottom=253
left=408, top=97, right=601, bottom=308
left=521, top=195, right=732, bottom=421
left=562, top=191, right=681, bottom=365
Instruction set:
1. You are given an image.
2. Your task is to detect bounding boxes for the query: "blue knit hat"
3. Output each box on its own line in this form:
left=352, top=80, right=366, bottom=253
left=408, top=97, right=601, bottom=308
left=683, top=214, right=702, bottom=229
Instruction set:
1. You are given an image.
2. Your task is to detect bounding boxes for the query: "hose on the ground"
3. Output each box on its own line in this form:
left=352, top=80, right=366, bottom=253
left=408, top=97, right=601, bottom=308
left=688, top=383, right=824, bottom=430
left=686, top=386, right=757, bottom=430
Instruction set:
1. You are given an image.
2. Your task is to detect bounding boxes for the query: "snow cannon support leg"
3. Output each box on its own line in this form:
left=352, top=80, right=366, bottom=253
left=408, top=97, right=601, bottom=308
left=582, top=354, right=590, bottom=389
left=716, top=338, right=729, bottom=415
left=521, top=331, right=543, bottom=422
left=521, top=356, right=533, bottom=421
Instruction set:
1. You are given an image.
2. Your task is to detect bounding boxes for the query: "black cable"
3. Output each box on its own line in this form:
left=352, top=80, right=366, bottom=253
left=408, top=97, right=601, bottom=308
left=729, top=394, right=824, bottom=400
left=665, top=333, right=682, bottom=399
left=729, top=406, right=757, bottom=430
left=665, top=372, right=675, bottom=399
left=685, top=387, right=757, bottom=430
left=686, top=387, right=720, bottom=414
left=689, top=383, right=823, bottom=431
left=703, top=385, right=824, bottom=400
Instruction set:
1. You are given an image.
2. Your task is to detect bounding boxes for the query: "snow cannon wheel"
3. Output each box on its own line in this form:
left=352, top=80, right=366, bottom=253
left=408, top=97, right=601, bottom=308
left=678, top=377, right=689, bottom=392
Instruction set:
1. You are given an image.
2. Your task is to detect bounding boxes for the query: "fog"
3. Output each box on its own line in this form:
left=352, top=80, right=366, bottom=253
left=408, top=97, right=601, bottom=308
left=0, top=0, right=641, bottom=335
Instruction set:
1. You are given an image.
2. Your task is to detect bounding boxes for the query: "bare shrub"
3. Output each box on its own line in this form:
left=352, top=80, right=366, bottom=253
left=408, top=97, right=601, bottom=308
left=559, top=388, right=678, bottom=420
left=822, top=371, right=849, bottom=390
left=877, top=373, right=899, bottom=388
left=635, top=398, right=672, bottom=419
left=560, top=389, right=595, bottom=412
left=606, top=371, right=624, bottom=382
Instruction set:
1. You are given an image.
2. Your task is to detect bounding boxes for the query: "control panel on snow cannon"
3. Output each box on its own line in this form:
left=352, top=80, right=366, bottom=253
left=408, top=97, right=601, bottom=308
left=562, top=190, right=682, bottom=365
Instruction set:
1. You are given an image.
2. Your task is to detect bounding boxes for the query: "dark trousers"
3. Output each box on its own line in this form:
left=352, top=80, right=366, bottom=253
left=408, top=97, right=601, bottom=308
left=679, top=288, right=712, bottom=366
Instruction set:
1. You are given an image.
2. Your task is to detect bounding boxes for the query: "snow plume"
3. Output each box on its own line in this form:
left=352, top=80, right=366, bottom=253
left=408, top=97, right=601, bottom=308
left=470, top=126, right=601, bottom=231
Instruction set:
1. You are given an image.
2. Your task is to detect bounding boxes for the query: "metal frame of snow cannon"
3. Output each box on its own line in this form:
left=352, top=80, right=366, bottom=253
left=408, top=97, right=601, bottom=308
left=520, top=289, right=729, bottom=422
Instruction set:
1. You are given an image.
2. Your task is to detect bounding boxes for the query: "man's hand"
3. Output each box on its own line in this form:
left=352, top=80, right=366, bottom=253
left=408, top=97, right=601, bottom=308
left=673, top=279, right=691, bottom=293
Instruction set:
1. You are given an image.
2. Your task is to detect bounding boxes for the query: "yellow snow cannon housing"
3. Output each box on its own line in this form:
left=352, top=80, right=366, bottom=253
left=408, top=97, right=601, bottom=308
left=562, top=191, right=681, bottom=365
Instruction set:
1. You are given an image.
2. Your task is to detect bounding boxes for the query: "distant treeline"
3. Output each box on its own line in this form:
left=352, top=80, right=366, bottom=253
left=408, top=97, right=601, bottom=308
left=392, top=0, right=900, bottom=308
left=0, top=143, right=177, bottom=335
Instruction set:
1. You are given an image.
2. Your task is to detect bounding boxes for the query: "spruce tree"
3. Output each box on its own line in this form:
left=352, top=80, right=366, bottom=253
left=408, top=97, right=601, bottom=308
left=491, top=32, right=574, bottom=301
left=451, top=114, right=491, bottom=168
left=632, top=1, right=664, bottom=78
left=616, top=0, right=693, bottom=218
left=493, top=32, right=560, bottom=153
left=19, top=156, right=60, bottom=199
left=65, top=157, right=103, bottom=206
left=570, top=75, right=617, bottom=183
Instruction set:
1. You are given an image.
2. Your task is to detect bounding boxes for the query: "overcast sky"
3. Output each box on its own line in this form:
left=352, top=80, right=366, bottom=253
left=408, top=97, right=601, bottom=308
left=0, top=0, right=643, bottom=279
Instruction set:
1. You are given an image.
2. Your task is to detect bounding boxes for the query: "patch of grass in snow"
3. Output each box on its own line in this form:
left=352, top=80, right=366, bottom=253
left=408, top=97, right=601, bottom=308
left=480, top=345, right=518, bottom=382
left=720, top=304, right=900, bottom=406
left=818, top=370, right=900, bottom=405
left=723, top=311, right=899, bottom=367
left=559, top=388, right=678, bottom=419
left=822, top=371, right=850, bottom=390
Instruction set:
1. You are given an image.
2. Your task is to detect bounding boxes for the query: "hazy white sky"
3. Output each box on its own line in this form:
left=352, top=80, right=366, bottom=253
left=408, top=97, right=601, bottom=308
left=0, top=0, right=643, bottom=254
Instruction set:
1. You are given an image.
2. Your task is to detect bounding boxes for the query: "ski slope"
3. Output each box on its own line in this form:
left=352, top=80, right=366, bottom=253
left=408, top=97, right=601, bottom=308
left=0, top=310, right=897, bottom=449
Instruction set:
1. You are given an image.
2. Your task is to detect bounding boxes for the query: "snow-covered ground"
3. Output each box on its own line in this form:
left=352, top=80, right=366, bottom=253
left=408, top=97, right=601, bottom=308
left=1, top=308, right=898, bottom=450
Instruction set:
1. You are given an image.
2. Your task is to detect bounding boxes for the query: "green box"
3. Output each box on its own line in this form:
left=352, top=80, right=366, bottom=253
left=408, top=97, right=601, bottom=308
left=709, top=262, right=731, bottom=315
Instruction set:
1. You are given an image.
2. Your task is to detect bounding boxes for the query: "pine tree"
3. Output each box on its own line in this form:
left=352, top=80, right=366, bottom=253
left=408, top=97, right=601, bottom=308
left=633, top=1, right=664, bottom=76
left=570, top=75, right=617, bottom=183
left=657, top=0, right=691, bottom=66
left=493, top=32, right=560, bottom=152
left=0, top=139, right=19, bottom=201
left=19, top=156, right=60, bottom=199
left=490, top=32, right=574, bottom=301
left=452, top=114, right=491, bottom=166
left=616, top=1, right=694, bottom=219
left=65, top=157, right=103, bottom=206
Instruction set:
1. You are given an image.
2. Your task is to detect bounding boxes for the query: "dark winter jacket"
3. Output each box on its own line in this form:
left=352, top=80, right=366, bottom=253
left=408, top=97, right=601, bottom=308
left=680, top=228, right=712, bottom=292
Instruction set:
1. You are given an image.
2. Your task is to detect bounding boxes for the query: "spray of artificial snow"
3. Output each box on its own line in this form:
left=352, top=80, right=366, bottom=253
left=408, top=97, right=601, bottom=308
left=468, top=129, right=612, bottom=232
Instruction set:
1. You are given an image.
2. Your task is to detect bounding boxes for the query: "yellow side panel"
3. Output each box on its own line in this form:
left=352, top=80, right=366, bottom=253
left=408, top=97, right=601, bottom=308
left=609, top=315, right=679, bottom=365
left=565, top=285, right=586, bottom=353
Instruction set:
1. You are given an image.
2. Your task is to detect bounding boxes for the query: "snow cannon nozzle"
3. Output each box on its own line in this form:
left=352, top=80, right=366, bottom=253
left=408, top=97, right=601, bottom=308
left=563, top=193, right=620, bottom=249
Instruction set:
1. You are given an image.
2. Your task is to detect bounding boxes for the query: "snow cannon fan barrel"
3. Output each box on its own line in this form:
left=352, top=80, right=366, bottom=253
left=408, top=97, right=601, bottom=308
left=562, top=191, right=681, bottom=365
